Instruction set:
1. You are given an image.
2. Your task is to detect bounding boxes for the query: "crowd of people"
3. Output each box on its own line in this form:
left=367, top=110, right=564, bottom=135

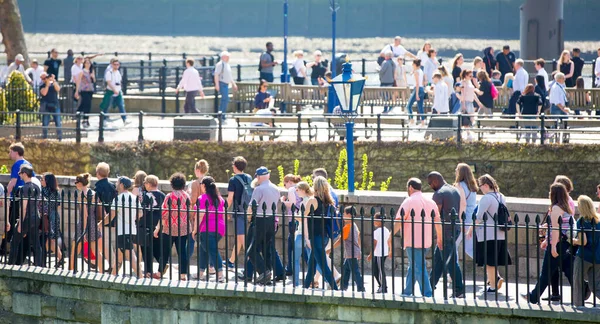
left=3, top=142, right=600, bottom=306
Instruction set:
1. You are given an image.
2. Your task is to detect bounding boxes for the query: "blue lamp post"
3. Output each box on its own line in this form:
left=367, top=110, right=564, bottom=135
left=281, top=0, right=289, bottom=83
left=328, top=59, right=366, bottom=193
left=327, top=0, right=339, bottom=113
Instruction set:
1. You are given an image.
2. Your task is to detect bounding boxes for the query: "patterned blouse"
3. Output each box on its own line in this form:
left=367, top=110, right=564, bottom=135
left=160, top=190, right=191, bottom=236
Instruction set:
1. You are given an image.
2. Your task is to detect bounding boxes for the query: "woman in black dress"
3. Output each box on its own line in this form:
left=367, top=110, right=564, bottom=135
left=558, top=50, right=575, bottom=88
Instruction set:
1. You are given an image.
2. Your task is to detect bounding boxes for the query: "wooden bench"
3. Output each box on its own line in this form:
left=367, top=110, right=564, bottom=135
left=233, top=83, right=288, bottom=113
left=234, top=115, right=318, bottom=141
left=561, top=118, right=600, bottom=143
left=324, top=115, right=408, bottom=141
left=476, top=118, right=560, bottom=142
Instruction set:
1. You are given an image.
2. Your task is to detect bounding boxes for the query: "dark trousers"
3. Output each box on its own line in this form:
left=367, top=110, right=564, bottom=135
left=303, top=234, right=338, bottom=289
left=77, top=91, right=93, bottom=122
left=293, top=77, right=305, bottom=85
left=1, top=201, right=19, bottom=253
left=8, top=221, right=43, bottom=267
left=504, top=91, right=521, bottom=115
left=342, top=258, right=365, bottom=291
left=157, top=233, right=189, bottom=275
left=140, top=237, right=161, bottom=275
left=430, top=237, right=465, bottom=296
left=529, top=240, right=573, bottom=304
left=260, top=72, right=274, bottom=83
left=184, top=90, right=200, bottom=113
left=373, top=256, right=387, bottom=291
left=246, top=217, right=275, bottom=275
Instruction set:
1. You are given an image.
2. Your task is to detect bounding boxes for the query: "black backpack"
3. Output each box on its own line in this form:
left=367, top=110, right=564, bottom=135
left=489, top=193, right=513, bottom=231
left=258, top=52, right=274, bottom=72
left=234, top=174, right=253, bottom=211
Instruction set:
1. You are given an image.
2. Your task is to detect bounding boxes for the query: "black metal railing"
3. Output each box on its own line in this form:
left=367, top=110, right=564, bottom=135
left=2, top=111, right=600, bottom=145
left=1, top=186, right=597, bottom=307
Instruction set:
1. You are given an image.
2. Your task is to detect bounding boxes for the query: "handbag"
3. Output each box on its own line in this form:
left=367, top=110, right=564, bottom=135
left=289, top=67, right=298, bottom=78
left=490, top=83, right=499, bottom=99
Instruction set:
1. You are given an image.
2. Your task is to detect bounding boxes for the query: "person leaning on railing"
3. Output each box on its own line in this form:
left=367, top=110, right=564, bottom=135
left=571, top=195, right=600, bottom=307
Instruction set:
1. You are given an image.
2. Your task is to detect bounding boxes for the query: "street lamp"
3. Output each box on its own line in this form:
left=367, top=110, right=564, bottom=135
left=328, top=59, right=366, bottom=193
left=281, top=0, right=289, bottom=83
left=327, top=0, right=339, bottom=113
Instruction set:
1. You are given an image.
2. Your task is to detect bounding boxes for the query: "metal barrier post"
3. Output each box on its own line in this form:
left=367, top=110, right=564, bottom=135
left=361, top=58, right=366, bottom=77
left=218, top=112, right=223, bottom=144
left=15, top=110, right=21, bottom=141
left=540, top=113, right=546, bottom=145
left=75, top=112, right=82, bottom=143
left=148, top=52, right=153, bottom=77
left=457, top=113, right=462, bottom=146
left=376, top=113, right=382, bottom=143
left=237, top=64, right=242, bottom=82
left=160, top=66, right=167, bottom=114
left=593, top=59, right=597, bottom=88
left=297, top=113, right=302, bottom=143
left=182, top=53, right=187, bottom=67
left=99, top=112, right=105, bottom=143
left=138, top=111, right=144, bottom=142
left=140, top=60, right=145, bottom=92
left=175, top=67, right=181, bottom=114
left=122, top=67, right=128, bottom=95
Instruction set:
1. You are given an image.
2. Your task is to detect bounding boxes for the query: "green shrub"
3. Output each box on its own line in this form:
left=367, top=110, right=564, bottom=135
left=5, top=71, right=39, bottom=113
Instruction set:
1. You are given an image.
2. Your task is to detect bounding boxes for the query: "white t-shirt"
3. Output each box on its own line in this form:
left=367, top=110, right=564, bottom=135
left=433, top=81, right=450, bottom=113
left=293, top=59, right=306, bottom=78
left=111, top=192, right=138, bottom=235
left=595, top=58, right=600, bottom=88
left=417, top=50, right=429, bottom=63
left=380, top=44, right=408, bottom=58
left=105, top=68, right=122, bottom=95
left=373, top=226, right=390, bottom=257
left=25, top=66, right=45, bottom=87
left=71, top=64, right=83, bottom=83
left=414, top=68, right=425, bottom=88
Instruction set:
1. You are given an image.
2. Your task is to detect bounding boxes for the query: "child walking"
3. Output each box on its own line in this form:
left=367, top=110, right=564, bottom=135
left=333, top=206, right=365, bottom=292
left=367, top=213, right=391, bottom=293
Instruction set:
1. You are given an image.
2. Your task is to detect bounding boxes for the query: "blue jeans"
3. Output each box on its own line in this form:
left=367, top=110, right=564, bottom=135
left=311, top=78, right=320, bottom=86
left=218, top=82, right=229, bottom=117
left=260, top=72, right=274, bottom=83
left=303, top=234, right=338, bottom=289
left=528, top=239, right=573, bottom=304
left=403, top=247, right=432, bottom=297
left=341, top=258, right=365, bottom=291
left=380, top=83, right=394, bottom=113
left=550, top=104, right=567, bottom=116
left=406, top=87, right=425, bottom=121
left=104, top=95, right=127, bottom=121
left=430, top=237, right=465, bottom=296
left=198, top=232, right=223, bottom=271
left=41, top=102, right=62, bottom=140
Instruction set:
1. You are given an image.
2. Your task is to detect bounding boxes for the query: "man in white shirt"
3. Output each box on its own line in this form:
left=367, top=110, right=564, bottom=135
left=109, top=177, right=140, bottom=276
left=430, top=73, right=449, bottom=114
left=379, top=36, right=417, bottom=60
left=70, top=56, right=84, bottom=84
left=595, top=47, right=600, bottom=88
left=25, top=59, right=45, bottom=89
left=176, top=58, right=205, bottom=114
left=214, top=51, right=237, bottom=120
left=100, top=58, right=129, bottom=125
left=6, top=54, right=32, bottom=84
left=534, top=58, right=549, bottom=90
left=549, top=72, right=570, bottom=116
left=506, top=59, right=528, bottom=115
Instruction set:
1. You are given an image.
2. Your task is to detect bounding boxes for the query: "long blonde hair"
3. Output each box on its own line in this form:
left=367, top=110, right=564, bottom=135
left=577, top=195, right=600, bottom=224
left=451, top=53, right=463, bottom=71
left=296, top=181, right=313, bottom=196
left=559, top=50, right=571, bottom=65
left=313, top=176, right=334, bottom=206
left=454, top=163, right=478, bottom=193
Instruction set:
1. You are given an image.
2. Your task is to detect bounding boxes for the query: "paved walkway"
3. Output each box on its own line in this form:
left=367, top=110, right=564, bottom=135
left=65, top=108, right=600, bottom=144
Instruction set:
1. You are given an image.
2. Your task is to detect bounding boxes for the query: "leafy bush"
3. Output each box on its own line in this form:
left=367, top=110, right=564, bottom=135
left=4, top=71, right=39, bottom=113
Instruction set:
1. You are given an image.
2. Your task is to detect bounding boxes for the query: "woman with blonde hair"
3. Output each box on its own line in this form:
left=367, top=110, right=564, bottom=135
left=471, top=56, right=484, bottom=88
left=189, top=159, right=209, bottom=264
left=572, top=195, right=600, bottom=306
left=291, top=181, right=322, bottom=286
left=292, top=50, right=307, bottom=85
left=558, top=50, right=575, bottom=87
left=454, top=163, right=478, bottom=258
left=132, top=170, right=147, bottom=202
left=302, top=176, right=338, bottom=290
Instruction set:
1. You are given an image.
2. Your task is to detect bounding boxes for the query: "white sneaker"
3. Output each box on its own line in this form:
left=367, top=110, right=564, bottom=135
left=123, top=119, right=132, bottom=126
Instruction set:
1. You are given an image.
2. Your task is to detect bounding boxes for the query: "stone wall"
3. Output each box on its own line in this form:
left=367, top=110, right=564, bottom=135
left=0, top=267, right=597, bottom=324
left=1, top=139, right=600, bottom=199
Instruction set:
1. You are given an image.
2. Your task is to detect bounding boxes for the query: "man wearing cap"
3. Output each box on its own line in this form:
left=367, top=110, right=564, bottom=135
left=25, top=59, right=45, bottom=89
left=245, top=166, right=283, bottom=284
left=6, top=54, right=32, bottom=83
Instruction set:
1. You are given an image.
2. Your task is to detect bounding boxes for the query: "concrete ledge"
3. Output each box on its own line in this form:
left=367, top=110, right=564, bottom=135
left=1, top=266, right=599, bottom=323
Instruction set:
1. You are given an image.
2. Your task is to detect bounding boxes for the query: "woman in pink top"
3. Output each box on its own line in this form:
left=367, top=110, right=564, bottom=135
left=457, top=69, right=483, bottom=141
left=153, top=173, right=191, bottom=280
left=193, top=176, right=226, bottom=282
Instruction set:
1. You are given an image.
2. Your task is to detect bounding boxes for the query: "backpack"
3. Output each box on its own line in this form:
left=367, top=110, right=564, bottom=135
left=258, top=52, right=274, bottom=72
left=489, top=193, right=513, bottom=231
left=490, top=83, right=499, bottom=100
left=234, top=174, right=253, bottom=211
left=377, top=44, right=393, bottom=66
